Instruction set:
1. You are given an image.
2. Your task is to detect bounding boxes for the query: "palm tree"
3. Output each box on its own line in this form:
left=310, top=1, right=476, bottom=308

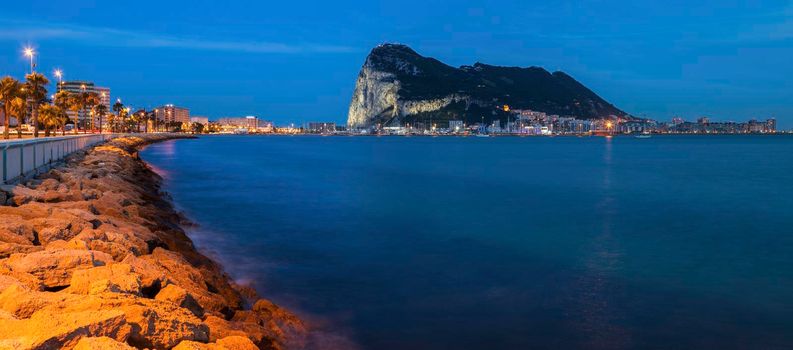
left=93, top=104, right=108, bottom=134
left=37, top=104, right=63, bottom=137
left=112, top=100, right=124, bottom=133
left=53, top=90, right=71, bottom=133
left=0, top=76, right=21, bottom=139
left=66, top=93, right=83, bottom=135
left=84, top=92, right=100, bottom=132
left=130, top=110, right=146, bottom=133
left=24, top=73, right=49, bottom=138
left=58, top=108, right=69, bottom=136
left=9, top=96, right=27, bottom=139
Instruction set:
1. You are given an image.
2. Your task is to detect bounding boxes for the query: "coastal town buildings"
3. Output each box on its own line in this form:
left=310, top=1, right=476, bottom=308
left=190, top=116, right=209, bottom=125
left=306, top=122, right=336, bottom=133
left=154, top=105, right=190, bottom=124
left=216, top=116, right=274, bottom=133
left=56, top=80, right=111, bottom=128
left=449, top=120, right=464, bottom=133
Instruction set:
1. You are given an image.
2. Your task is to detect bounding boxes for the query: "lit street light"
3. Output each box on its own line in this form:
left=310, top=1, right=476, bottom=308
left=23, top=47, right=35, bottom=73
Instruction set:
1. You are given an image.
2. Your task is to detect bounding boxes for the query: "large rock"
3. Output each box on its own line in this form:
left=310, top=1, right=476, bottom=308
left=156, top=284, right=204, bottom=318
left=2, top=249, right=113, bottom=288
left=67, top=263, right=142, bottom=295
left=173, top=336, right=259, bottom=350
left=0, top=309, right=130, bottom=349
left=72, top=336, right=136, bottom=350
left=0, top=215, right=38, bottom=245
left=347, top=43, right=630, bottom=128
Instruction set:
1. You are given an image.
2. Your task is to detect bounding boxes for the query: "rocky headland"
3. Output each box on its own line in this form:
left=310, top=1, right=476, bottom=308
left=347, top=43, right=630, bottom=128
left=0, top=135, right=306, bottom=350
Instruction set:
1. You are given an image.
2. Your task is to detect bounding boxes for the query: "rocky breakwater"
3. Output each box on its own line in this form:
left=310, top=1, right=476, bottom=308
left=0, top=135, right=306, bottom=350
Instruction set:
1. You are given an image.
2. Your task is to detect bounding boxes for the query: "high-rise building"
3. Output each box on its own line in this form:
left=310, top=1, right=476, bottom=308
left=154, top=105, right=190, bottom=124
left=56, top=81, right=110, bottom=128
left=94, top=87, right=111, bottom=111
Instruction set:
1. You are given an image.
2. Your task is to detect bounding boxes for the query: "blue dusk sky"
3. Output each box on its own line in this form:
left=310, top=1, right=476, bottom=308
left=0, top=1, right=791, bottom=127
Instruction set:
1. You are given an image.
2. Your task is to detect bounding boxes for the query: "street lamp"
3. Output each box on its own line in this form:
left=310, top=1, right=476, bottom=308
left=23, top=47, right=35, bottom=73
left=54, top=69, right=62, bottom=82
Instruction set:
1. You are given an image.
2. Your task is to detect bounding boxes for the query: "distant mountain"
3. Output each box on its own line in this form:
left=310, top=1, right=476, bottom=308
left=347, top=44, right=630, bottom=128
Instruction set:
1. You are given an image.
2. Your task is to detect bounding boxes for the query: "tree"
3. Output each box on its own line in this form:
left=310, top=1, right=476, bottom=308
left=112, top=100, right=124, bottom=133
left=131, top=110, right=147, bottom=133
left=37, top=104, right=64, bottom=137
left=9, top=97, right=27, bottom=139
left=191, top=122, right=205, bottom=134
left=53, top=91, right=72, bottom=134
left=24, top=73, right=49, bottom=138
left=0, top=76, right=21, bottom=139
left=93, top=103, right=108, bottom=134
left=84, top=92, right=100, bottom=132
left=66, top=92, right=83, bottom=134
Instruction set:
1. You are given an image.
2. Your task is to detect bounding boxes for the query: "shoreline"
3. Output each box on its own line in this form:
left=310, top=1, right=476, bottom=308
left=0, top=134, right=306, bottom=349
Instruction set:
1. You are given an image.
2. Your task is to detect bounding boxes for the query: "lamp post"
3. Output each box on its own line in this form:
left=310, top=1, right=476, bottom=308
left=23, top=47, right=38, bottom=137
left=99, top=92, right=106, bottom=134
left=80, top=84, right=87, bottom=133
left=23, top=47, right=35, bottom=74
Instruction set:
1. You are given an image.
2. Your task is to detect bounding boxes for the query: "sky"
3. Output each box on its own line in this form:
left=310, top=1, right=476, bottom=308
left=0, top=0, right=791, bottom=127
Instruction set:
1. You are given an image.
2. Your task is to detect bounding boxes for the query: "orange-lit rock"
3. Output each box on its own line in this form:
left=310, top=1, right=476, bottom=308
left=0, top=135, right=305, bottom=349
left=73, top=336, right=136, bottom=350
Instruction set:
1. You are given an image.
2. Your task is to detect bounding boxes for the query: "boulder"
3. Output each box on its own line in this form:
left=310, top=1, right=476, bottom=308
left=231, top=299, right=307, bottom=349
left=172, top=336, right=259, bottom=350
left=0, top=241, right=43, bottom=259
left=156, top=283, right=205, bottom=318
left=2, top=249, right=113, bottom=288
left=0, top=309, right=130, bottom=349
left=67, top=263, right=141, bottom=295
left=0, top=215, right=38, bottom=245
left=72, top=336, right=136, bottom=350
left=203, top=315, right=249, bottom=341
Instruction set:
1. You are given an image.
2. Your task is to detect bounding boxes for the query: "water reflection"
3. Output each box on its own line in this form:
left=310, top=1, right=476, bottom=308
left=571, top=137, right=630, bottom=349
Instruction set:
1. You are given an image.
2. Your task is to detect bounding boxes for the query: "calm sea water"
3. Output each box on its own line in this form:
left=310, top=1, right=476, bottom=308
left=141, top=135, right=793, bottom=350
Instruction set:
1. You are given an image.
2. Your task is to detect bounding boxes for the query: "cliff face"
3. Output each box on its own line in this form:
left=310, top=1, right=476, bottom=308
left=0, top=135, right=305, bottom=350
left=347, top=44, right=629, bottom=128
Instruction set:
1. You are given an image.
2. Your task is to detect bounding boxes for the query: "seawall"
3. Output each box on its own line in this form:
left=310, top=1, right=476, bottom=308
left=0, top=134, right=305, bottom=349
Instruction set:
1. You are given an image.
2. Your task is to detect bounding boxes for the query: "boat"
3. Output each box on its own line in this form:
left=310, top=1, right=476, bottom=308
left=475, top=134, right=491, bottom=138
left=635, top=133, right=652, bottom=139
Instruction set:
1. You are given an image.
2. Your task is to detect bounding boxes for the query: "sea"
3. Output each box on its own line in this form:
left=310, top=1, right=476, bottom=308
left=141, top=134, right=793, bottom=350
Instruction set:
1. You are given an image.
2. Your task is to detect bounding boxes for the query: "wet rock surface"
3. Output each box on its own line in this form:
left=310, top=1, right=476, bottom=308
left=0, top=135, right=306, bottom=349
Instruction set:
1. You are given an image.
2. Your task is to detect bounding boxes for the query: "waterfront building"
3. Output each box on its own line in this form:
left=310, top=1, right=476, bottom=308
left=766, top=118, right=777, bottom=133
left=620, top=120, right=657, bottom=134
left=94, top=87, right=111, bottom=111
left=307, top=122, right=336, bottom=134
left=57, top=81, right=110, bottom=128
left=154, top=105, right=190, bottom=124
left=488, top=120, right=501, bottom=133
left=190, top=116, right=209, bottom=125
left=449, top=120, right=464, bottom=133
left=697, top=116, right=710, bottom=125
left=216, top=116, right=272, bottom=133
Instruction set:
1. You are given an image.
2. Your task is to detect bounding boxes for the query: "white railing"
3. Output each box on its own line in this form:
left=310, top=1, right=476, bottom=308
left=0, top=133, right=120, bottom=184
